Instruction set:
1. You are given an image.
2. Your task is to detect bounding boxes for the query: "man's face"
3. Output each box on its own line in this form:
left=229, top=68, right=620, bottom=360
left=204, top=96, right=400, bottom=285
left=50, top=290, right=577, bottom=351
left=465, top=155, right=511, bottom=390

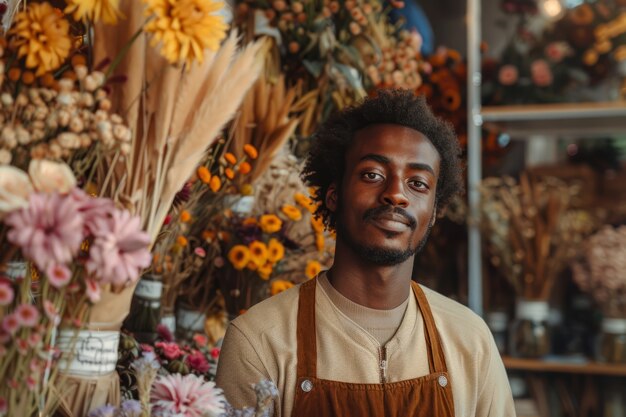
left=327, top=124, right=440, bottom=266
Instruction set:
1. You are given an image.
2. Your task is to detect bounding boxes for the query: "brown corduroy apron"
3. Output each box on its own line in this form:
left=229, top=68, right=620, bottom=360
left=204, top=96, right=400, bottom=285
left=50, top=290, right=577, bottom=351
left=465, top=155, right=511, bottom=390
left=291, top=279, right=455, bottom=416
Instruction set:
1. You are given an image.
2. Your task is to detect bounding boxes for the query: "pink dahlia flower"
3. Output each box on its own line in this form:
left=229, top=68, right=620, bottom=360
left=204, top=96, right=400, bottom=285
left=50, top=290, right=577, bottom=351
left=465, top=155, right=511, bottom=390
left=86, top=209, right=151, bottom=287
left=5, top=192, right=84, bottom=271
left=69, top=189, right=115, bottom=234
left=15, top=304, right=39, bottom=327
left=150, top=374, right=225, bottom=417
left=46, top=264, right=72, bottom=288
left=185, top=350, right=210, bottom=373
left=0, top=283, right=14, bottom=306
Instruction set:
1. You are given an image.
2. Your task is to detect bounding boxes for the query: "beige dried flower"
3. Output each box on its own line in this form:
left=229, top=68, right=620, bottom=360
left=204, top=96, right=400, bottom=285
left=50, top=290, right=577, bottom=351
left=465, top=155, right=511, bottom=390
left=0, top=149, right=12, bottom=164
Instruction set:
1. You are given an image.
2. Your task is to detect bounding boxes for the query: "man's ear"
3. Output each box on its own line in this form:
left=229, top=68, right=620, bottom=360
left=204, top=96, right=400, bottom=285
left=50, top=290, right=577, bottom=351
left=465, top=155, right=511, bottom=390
left=326, top=183, right=338, bottom=212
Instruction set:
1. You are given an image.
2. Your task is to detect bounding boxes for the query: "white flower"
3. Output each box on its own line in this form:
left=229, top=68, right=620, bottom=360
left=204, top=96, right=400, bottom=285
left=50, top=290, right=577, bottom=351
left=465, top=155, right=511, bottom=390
left=28, top=159, right=76, bottom=194
left=0, top=165, right=33, bottom=217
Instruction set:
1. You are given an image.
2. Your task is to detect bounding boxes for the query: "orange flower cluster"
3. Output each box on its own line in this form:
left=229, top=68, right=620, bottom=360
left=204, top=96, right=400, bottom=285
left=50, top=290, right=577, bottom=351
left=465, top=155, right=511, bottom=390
left=195, top=143, right=258, bottom=194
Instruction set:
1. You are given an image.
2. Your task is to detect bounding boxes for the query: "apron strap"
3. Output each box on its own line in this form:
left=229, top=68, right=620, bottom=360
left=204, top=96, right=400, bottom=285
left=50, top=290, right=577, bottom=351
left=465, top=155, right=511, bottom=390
left=411, top=281, right=449, bottom=374
left=296, top=279, right=317, bottom=379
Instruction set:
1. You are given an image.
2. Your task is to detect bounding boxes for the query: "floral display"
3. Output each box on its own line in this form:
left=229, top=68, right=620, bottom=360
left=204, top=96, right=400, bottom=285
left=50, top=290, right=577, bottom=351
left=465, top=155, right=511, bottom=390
left=572, top=225, right=626, bottom=318
left=479, top=174, right=597, bottom=300
left=483, top=0, right=626, bottom=104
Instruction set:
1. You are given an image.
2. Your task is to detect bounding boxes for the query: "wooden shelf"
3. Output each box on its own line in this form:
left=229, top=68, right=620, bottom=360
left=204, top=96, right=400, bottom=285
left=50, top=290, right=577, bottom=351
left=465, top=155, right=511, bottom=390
left=481, top=102, right=626, bottom=138
left=503, top=356, right=626, bottom=376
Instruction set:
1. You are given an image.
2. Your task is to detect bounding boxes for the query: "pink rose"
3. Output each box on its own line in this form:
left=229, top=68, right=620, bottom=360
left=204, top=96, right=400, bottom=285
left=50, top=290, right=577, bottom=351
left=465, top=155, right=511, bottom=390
left=531, top=59, right=553, bottom=87
left=185, top=350, right=210, bottom=373
left=498, top=65, right=519, bottom=86
left=156, top=342, right=182, bottom=360
left=545, top=42, right=571, bottom=63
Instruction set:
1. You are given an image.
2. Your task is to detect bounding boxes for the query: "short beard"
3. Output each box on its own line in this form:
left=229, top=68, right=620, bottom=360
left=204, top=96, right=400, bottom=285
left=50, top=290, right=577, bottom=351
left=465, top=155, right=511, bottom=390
left=336, top=214, right=434, bottom=267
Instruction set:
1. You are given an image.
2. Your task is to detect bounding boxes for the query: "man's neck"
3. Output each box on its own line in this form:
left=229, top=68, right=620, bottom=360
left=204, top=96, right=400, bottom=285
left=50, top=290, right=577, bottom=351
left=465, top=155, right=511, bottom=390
left=326, top=241, right=414, bottom=310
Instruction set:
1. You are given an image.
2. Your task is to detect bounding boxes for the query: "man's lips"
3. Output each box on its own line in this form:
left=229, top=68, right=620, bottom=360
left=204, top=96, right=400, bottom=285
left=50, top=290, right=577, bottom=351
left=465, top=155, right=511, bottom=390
left=369, top=213, right=413, bottom=232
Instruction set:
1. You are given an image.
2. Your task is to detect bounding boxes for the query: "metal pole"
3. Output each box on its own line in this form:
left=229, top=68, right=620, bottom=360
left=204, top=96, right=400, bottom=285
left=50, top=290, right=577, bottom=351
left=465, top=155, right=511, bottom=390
left=467, top=0, right=483, bottom=316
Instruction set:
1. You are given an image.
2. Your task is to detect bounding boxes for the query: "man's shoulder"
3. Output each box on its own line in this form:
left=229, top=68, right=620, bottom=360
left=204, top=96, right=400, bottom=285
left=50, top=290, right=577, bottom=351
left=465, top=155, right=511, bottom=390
left=418, top=284, right=492, bottom=341
left=229, top=282, right=301, bottom=337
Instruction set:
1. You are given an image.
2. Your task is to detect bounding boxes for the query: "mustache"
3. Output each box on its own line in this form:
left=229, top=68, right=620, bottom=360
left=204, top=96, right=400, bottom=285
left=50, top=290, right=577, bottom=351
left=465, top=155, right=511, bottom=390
left=363, top=206, right=417, bottom=230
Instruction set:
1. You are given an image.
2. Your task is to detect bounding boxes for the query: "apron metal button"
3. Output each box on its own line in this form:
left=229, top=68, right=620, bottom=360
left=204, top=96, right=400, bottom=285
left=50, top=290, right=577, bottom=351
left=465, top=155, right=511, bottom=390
left=438, top=375, right=448, bottom=387
left=301, top=379, right=313, bottom=392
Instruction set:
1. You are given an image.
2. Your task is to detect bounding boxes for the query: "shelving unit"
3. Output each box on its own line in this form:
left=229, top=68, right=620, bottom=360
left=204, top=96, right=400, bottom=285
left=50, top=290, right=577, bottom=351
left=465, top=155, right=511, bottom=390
left=503, top=357, right=626, bottom=377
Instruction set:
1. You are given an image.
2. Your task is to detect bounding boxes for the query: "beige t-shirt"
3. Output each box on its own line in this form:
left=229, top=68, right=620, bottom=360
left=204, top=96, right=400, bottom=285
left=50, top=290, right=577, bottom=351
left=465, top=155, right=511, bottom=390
left=216, top=275, right=515, bottom=417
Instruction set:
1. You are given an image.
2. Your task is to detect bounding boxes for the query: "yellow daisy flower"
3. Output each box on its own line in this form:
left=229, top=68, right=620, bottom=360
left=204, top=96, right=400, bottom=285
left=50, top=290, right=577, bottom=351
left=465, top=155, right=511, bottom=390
left=258, top=262, right=273, bottom=280
left=305, top=260, right=322, bottom=279
left=281, top=204, right=302, bottom=221
left=143, top=0, right=229, bottom=67
left=294, top=192, right=317, bottom=213
left=259, top=214, right=282, bottom=234
left=9, top=3, right=72, bottom=76
left=267, top=238, right=285, bottom=263
left=228, top=245, right=250, bottom=270
left=271, top=279, right=294, bottom=295
left=65, top=0, right=123, bottom=24
left=248, top=241, right=268, bottom=268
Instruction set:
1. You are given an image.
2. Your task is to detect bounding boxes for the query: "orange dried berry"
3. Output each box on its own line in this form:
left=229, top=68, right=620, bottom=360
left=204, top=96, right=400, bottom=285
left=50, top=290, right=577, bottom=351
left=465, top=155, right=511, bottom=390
left=224, top=152, right=237, bottom=165
left=71, top=54, right=87, bottom=67
left=210, top=175, right=222, bottom=192
left=40, top=73, right=55, bottom=87
left=238, top=162, right=252, bottom=175
left=197, top=166, right=211, bottom=184
left=180, top=210, right=191, bottom=223
left=243, top=144, right=258, bottom=160
left=8, top=68, right=21, bottom=82
left=225, top=167, right=235, bottom=180
left=177, top=236, right=188, bottom=247
left=21, top=71, right=35, bottom=85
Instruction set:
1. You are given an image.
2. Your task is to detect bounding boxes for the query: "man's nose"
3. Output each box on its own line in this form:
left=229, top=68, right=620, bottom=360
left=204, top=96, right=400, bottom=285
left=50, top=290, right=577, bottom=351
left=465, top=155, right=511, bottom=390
left=380, top=176, right=409, bottom=207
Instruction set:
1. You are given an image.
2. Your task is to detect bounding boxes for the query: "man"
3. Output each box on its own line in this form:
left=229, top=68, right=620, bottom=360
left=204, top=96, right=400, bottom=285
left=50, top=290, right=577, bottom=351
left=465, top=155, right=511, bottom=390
left=216, top=89, right=515, bottom=416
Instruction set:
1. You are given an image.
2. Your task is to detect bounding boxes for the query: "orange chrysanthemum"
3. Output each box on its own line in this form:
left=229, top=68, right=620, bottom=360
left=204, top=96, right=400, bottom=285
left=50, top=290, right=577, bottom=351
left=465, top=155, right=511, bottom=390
left=305, top=260, right=322, bottom=279
left=9, top=3, right=72, bottom=76
left=143, top=0, right=228, bottom=67
left=281, top=204, right=302, bottom=221
left=228, top=245, right=250, bottom=270
left=180, top=210, right=191, bottom=222
left=267, top=238, right=285, bottom=263
left=65, top=0, right=123, bottom=24
left=270, top=279, right=294, bottom=295
left=248, top=241, right=268, bottom=267
left=259, top=214, right=282, bottom=233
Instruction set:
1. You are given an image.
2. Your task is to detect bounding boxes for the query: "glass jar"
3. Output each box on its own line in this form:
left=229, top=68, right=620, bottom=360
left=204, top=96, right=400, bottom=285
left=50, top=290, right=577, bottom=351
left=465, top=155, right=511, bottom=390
left=487, top=311, right=509, bottom=355
left=597, top=317, right=626, bottom=364
left=176, top=305, right=206, bottom=341
left=509, top=299, right=551, bottom=358
left=123, top=275, right=163, bottom=343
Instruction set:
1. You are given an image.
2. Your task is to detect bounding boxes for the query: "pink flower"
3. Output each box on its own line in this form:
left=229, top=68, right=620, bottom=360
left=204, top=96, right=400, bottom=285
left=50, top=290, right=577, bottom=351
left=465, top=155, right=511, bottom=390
left=210, top=347, right=221, bottom=360
left=43, top=300, right=60, bottom=323
left=0, top=396, right=6, bottom=413
left=46, top=264, right=72, bottom=288
left=140, top=344, right=155, bottom=352
left=545, top=42, right=571, bottom=63
left=85, top=279, right=101, bottom=303
left=2, top=314, right=19, bottom=335
left=28, top=332, right=41, bottom=348
left=26, top=376, right=37, bottom=391
left=150, top=374, right=225, bottom=417
left=498, top=65, right=519, bottom=86
left=16, top=338, right=29, bottom=355
left=192, top=334, right=207, bottom=348
left=194, top=247, right=206, bottom=258
left=185, top=350, right=210, bottom=373
left=15, top=304, right=39, bottom=327
left=5, top=192, right=84, bottom=271
left=69, top=189, right=115, bottom=234
left=156, top=324, right=174, bottom=343
left=156, top=342, right=182, bottom=360
left=531, top=59, right=553, bottom=87
left=0, top=283, right=14, bottom=306
left=86, top=208, right=151, bottom=287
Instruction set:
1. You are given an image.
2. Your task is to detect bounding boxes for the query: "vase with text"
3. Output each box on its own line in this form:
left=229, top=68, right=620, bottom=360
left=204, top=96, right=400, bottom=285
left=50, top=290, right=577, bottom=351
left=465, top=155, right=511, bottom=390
left=509, top=299, right=551, bottom=358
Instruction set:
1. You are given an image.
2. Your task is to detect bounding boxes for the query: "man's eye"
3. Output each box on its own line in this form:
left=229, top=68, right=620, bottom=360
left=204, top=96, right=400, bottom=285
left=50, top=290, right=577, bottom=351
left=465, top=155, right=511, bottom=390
left=363, top=172, right=382, bottom=181
left=410, top=180, right=429, bottom=190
